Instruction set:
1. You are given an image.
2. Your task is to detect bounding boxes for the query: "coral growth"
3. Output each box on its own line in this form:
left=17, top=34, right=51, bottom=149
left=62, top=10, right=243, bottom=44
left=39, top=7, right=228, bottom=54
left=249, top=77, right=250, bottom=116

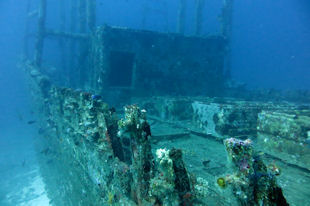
left=220, top=138, right=289, bottom=206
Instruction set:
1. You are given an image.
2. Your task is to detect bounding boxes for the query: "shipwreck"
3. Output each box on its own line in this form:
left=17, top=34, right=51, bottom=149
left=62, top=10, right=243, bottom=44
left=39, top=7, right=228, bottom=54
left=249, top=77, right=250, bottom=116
left=22, top=0, right=310, bottom=205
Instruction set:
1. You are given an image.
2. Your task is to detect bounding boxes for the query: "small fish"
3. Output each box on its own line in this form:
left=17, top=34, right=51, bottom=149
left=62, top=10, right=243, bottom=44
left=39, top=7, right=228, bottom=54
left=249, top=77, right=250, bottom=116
left=91, top=94, right=102, bottom=100
left=268, top=161, right=281, bottom=176
left=38, top=127, right=47, bottom=134
left=28, top=10, right=38, bottom=18
left=46, top=159, right=54, bottom=164
left=74, top=88, right=82, bottom=92
left=40, top=148, right=50, bottom=155
left=257, top=151, right=265, bottom=156
left=17, top=111, right=23, bottom=121
left=109, top=107, right=116, bottom=114
left=202, top=160, right=211, bottom=167
left=27, top=120, right=36, bottom=125
left=22, top=159, right=26, bottom=167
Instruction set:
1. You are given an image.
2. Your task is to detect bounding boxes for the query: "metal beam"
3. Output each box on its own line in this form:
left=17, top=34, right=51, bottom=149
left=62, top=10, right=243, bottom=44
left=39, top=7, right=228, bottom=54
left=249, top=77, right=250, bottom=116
left=45, top=30, right=89, bottom=40
left=34, top=0, right=47, bottom=67
left=194, top=0, right=205, bottom=36
left=177, top=0, right=187, bottom=34
left=23, top=0, right=32, bottom=59
left=87, top=0, right=96, bottom=31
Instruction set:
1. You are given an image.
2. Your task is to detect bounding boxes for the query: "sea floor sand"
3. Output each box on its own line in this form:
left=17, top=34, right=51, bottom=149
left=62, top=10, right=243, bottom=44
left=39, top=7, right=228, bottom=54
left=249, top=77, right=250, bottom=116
left=0, top=126, right=50, bottom=206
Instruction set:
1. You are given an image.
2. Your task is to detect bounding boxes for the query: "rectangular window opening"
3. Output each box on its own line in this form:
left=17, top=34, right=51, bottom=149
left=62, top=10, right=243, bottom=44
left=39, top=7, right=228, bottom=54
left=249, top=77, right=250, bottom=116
left=108, top=51, right=135, bottom=87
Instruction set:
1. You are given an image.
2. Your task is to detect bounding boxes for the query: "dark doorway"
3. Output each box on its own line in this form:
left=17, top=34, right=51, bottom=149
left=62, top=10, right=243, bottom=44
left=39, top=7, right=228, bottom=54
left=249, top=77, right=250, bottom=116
left=109, top=51, right=135, bottom=87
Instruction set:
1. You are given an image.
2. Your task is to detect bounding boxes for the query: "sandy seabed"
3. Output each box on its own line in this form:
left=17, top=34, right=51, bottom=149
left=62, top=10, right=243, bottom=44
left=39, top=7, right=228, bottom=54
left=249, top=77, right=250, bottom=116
left=0, top=127, right=50, bottom=206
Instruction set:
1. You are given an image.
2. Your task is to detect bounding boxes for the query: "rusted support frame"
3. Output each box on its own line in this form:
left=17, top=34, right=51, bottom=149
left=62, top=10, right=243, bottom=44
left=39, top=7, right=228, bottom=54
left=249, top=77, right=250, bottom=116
left=78, top=0, right=87, bottom=34
left=86, top=0, right=96, bottom=31
left=45, top=30, right=89, bottom=40
left=34, top=0, right=47, bottom=67
left=220, top=0, right=234, bottom=79
left=194, top=0, right=205, bottom=36
left=58, top=0, right=66, bottom=82
left=141, top=4, right=146, bottom=29
left=220, top=0, right=234, bottom=39
left=177, top=0, right=187, bottom=34
left=88, top=27, right=104, bottom=92
left=78, top=0, right=88, bottom=87
left=23, top=0, right=32, bottom=59
left=85, top=0, right=96, bottom=89
left=69, top=0, right=77, bottom=87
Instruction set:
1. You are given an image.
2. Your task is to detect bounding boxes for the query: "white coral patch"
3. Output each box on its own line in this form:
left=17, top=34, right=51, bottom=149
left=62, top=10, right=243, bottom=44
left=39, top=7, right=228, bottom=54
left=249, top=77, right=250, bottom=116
left=156, top=148, right=167, bottom=159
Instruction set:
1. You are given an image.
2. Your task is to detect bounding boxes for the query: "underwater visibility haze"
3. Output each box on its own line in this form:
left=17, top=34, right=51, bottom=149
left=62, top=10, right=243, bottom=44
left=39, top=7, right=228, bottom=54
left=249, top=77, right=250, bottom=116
left=0, top=0, right=310, bottom=205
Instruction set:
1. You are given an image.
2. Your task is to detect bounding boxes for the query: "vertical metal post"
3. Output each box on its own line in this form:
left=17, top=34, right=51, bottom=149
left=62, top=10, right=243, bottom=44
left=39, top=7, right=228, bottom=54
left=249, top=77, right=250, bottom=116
left=34, top=0, right=47, bottom=67
left=69, top=0, right=77, bottom=86
left=177, top=0, right=186, bottom=34
left=78, top=0, right=87, bottom=87
left=141, top=2, right=148, bottom=29
left=87, top=0, right=96, bottom=32
left=78, top=0, right=87, bottom=34
left=221, top=0, right=234, bottom=40
left=23, top=0, right=32, bottom=59
left=59, top=0, right=66, bottom=82
left=86, top=0, right=96, bottom=89
left=194, top=0, right=205, bottom=36
left=220, top=0, right=234, bottom=79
